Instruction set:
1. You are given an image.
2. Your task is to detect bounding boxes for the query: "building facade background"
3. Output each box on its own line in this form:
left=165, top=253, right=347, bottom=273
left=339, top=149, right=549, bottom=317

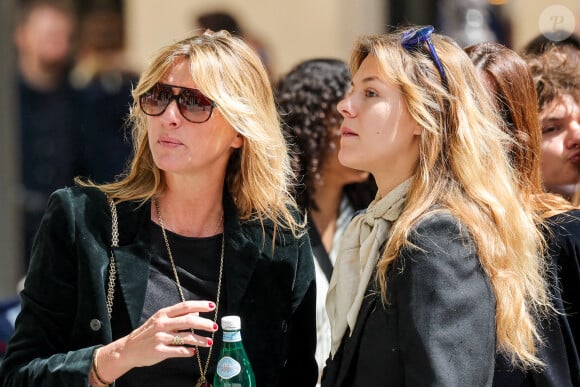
left=1, top=0, right=579, bottom=296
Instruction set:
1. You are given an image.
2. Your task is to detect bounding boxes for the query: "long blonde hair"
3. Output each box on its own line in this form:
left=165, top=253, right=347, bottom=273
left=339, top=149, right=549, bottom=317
left=353, top=30, right=551, bottom=368
left=78, top=30, right=302, bottom=235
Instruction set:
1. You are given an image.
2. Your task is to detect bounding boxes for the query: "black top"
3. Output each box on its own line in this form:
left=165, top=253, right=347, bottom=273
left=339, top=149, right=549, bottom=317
left=492, top=209, right=580, bottom=387
left=547, top=210, right=580, bottom=382
left=116, top=222, right=225, bottom=386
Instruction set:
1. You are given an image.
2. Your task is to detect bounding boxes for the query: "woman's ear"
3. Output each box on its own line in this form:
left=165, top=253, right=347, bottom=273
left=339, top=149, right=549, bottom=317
left=231, top=133, right=244, bottom=149
left=413, top=123, right=423, bottom=136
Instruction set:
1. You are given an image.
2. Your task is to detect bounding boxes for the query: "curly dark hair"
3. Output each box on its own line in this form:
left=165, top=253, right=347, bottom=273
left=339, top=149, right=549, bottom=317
left=275, top=58, right=376, bottom=212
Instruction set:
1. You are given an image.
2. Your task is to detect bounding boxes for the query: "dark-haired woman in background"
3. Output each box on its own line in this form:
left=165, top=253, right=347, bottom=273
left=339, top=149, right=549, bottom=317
left=276, top=58, right=376, bottom=383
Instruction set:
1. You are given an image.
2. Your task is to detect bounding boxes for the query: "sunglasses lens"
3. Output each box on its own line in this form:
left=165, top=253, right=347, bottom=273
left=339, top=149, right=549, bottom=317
left=178, top=89, right=214, bottom=122
left=139, top=83, right=214, bottom=123
left=140, top=84, right=171, bottom=116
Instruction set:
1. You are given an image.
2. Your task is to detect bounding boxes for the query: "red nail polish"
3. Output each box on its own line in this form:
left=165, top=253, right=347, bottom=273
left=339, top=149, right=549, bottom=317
left=208, top=302, right=215, bottom=309
left=213, top=323, right=218, bottom=331
left=207, top=338, right=213, bottom=346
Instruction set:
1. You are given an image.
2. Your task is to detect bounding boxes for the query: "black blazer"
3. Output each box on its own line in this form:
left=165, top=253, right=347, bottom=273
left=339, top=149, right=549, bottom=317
left=0, top=186, right=318, bottom=386
left=322, top=212, right=496, bottom=387
left=546, top=210, right=580, bottom=385
left=492, top=210, right=580, bottom=387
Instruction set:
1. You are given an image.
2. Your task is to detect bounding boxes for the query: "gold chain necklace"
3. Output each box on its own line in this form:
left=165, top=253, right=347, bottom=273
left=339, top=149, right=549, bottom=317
left=154, top=198, right=224, bottom=387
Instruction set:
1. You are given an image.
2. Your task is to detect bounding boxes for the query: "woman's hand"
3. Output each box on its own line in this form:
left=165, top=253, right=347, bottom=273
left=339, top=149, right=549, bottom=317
left=91, top=301, right=217, bottom=384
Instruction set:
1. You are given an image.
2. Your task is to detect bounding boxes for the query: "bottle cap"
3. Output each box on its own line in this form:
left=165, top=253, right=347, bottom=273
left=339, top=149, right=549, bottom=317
left=221, top=315, right=241, bottom=330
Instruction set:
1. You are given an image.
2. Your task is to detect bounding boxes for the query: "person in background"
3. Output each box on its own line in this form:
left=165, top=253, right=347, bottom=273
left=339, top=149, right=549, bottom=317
left=522, top=37, right=580, bottom=206
left=71, top=6, right=137, bottom=183
left=195, top=10, right=273, bottom=79
left=0, top=30, right=317, bottom=387
left=275, top=58, right=376, bottom=383
left=13, top=0, right=84, bottom=271
left=467, top=41, right=580, bottom=386
left=521, top=32, right=580, bottom=59
left=0, top=279, right=24, bottom=363
left=322, top=26, right=552, bottom=386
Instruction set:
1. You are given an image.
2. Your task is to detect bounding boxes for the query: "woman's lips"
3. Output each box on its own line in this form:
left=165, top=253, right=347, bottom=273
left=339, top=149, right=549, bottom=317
left=158, top=136, right=182, bottom=146
left=569, top=150, right=580, bottom=165
left=341, top=126, right=357, bottom=136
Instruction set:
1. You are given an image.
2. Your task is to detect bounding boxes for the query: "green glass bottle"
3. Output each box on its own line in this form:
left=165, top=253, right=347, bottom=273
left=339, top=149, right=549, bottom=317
left=213, top=315, right=256, bottom=387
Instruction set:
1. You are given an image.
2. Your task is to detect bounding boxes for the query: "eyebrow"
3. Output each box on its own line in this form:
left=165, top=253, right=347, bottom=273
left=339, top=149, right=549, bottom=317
left=541, top=111, right=568, bottom=122
left=362, top=75, right=381, bottom=83
left=351, top=75, right=382, bottom=87
left=542, top=116, right=565, bottom=122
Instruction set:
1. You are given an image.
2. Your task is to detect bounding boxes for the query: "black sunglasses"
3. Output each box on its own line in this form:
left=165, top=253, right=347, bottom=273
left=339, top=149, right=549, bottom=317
left=401, top=25, right=448, bottom=90
left=139, top=83, right=216, bottom=123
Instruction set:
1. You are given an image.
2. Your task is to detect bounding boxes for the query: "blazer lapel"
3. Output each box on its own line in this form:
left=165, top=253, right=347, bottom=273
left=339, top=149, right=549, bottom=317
left=111, top=200, right=152, bottom=329
left=222, top=193, right=260, bottom=311
left=334, top=292, right=377, bottom=386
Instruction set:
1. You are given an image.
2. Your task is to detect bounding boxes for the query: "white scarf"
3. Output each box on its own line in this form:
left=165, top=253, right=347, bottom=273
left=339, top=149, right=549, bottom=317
left=326, top=178, right=411, bottom=356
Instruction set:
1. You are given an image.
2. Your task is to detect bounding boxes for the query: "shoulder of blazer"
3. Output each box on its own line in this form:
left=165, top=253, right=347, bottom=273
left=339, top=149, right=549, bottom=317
left=49, top=186, right=150, bottom=246
left=238, top=208, right=308, bottom=249
left=546, top=209, right=580, bottom=244
left=395, top=211, right=476, bottom=272
left=407, top=211, right=473, bottom=248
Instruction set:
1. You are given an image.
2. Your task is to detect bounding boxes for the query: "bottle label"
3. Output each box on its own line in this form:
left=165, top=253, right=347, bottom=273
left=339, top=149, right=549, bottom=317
left=216, top=356, right=241, bottom=379
left=222, top=330, right=242, bottom=342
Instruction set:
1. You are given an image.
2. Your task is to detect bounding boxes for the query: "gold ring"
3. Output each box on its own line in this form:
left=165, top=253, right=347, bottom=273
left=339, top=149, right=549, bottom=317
left=171, top=334, right=185, bottom=346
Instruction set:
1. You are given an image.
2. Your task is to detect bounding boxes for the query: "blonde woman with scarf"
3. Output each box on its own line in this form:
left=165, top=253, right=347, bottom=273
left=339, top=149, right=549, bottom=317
left=322, top=26, right=552, bottom=386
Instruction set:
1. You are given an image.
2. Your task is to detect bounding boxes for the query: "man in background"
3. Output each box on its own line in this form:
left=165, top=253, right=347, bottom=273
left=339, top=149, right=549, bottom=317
left=13, top=0, right=84, bottom=271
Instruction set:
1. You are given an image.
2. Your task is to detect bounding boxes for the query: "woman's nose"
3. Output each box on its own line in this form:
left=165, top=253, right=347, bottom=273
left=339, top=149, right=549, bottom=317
left=337, top=95, right=354, bottom=118
left=161, top=99, right=183, bottom=127
left=565, top=107, right=580, bottom=149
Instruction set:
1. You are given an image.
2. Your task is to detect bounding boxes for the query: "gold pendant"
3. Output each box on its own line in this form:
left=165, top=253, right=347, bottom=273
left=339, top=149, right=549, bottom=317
left=195, top=377, right=212, bottom=387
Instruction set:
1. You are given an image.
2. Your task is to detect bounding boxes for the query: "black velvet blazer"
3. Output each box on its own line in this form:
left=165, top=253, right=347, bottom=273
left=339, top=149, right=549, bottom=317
left=0, top=186, right=317, bottom=386
left=322, top=212, right=496, bottom=387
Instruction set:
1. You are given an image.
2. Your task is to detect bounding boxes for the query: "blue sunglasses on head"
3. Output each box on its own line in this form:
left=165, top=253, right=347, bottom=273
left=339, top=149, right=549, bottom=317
left=401, top=25, right=448, bottom=90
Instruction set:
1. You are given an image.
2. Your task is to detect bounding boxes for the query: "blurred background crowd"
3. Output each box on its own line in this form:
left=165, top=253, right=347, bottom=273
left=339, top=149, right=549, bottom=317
left=0, top=0, right=578, bottom=355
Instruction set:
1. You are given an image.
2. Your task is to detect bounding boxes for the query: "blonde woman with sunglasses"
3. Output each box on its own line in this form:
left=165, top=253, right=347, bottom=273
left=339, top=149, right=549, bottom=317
left=322, top=26, right=551, bottom=386
left=0, top=30, right=317, bottom=387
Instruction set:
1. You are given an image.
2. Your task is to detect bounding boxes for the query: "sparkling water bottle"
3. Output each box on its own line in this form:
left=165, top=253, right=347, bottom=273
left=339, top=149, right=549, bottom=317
left=213, top=315, right=256, bottom=387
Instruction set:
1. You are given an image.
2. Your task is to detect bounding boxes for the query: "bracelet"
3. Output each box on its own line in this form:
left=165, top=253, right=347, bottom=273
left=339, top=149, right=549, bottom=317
left=90, top=366, right=108, bottom=387
left=92, top=348, right=114, bottom=386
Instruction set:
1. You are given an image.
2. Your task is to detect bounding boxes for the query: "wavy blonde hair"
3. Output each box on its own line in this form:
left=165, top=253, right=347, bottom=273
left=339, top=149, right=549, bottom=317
left=352, top=30, right=552, bottom=369
left=78, top=30, right=302, bottom=235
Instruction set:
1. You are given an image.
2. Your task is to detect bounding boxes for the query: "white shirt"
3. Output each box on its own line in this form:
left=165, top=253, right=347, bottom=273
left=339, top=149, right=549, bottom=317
left=313, top=197, right=355, bottom=384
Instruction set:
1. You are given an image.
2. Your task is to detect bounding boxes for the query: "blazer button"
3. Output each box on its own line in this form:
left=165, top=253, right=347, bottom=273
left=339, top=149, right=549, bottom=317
left=90, top=319, right=102, bottom=331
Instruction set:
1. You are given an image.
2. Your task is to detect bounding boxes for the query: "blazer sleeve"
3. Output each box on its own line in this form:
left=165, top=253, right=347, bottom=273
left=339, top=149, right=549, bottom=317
left=394, top=212, right=495, bottom=386
left=0, top=189, right=98, bottom=386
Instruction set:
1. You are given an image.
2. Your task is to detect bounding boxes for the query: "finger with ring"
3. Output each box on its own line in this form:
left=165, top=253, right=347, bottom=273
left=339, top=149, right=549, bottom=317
left=171, top=334, right=185, bottom=346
